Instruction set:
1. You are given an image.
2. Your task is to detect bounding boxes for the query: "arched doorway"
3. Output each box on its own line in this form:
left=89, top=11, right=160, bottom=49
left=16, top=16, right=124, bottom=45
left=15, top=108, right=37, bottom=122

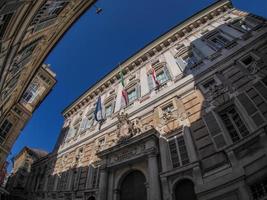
left=174, top=179, right=197, bottom=200
left=88, top=196, right=95, bottom=200
left=120, top=170, right=147, bottom=200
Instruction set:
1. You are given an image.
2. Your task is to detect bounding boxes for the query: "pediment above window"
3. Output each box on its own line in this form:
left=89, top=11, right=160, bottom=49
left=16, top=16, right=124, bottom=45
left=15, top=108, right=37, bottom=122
left=174, top=44, right=189, bottom=58
left=104, top=94, right=116, bottom=105
left=125, top=79, right=140, bottom=90
left=152, top=61, right=167, bottom=71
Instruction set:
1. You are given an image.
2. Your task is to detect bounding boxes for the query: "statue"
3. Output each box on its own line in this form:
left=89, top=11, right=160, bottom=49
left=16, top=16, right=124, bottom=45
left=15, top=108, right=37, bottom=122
left=116, top=112, right=143, bottom=143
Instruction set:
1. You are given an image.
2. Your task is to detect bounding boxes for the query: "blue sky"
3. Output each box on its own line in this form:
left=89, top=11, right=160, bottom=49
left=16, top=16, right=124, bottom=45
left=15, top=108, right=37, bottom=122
left=8, top=0, right=267, bottom=170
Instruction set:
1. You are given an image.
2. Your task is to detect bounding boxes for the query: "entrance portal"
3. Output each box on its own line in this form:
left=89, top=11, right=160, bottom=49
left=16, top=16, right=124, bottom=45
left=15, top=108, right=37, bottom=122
left=120, top=170, right=147, bottom=200
left=174, top=179, right=197, bottom=200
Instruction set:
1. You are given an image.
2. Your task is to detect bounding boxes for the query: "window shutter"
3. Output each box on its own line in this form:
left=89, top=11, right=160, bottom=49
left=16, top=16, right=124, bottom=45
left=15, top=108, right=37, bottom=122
left=254, top=82, right=267, bottom=101
left=192, top=38, right=216, bottom=59
left=237, top=93, right=265, bottom=126
left=164, top=66, right=171, bottom=81
left=1, top=3, right=23, bottom=15
left=176, top=57, right=187, bottom=72
left=80, top=118, right=87, bottom=131
left=147, top=74, right=154, bottom=91
left=136, top=84, right=141, bottom=99
left=219, top=24, right=243, bottom=38
left=177, top=136, right=190, bottom=165
left=203, top=112, right=227, bottom=149
left=67, top=127, right=74, bottom=139
left=237, top=93, right=257, bottom=115
left=168, top=139, right=180, bottom=168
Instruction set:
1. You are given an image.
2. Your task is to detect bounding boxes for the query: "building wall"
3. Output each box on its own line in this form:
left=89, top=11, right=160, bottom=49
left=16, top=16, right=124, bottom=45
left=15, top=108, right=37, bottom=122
left=0, top=0, right=97, bottom=169
left=0, top=65, right=56, bottom=170
left=6, top=147, right=48, bottom=199
left=26, top=1, right=267, bottom=200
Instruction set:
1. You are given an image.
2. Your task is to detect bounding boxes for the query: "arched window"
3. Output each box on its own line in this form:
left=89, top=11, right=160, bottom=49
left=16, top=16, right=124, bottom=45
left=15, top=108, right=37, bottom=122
left=174, top=179, right=197, bottom=200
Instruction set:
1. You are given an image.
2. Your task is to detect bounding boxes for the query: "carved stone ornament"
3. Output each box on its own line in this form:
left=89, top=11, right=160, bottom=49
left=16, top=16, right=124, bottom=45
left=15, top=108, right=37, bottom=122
left=206, top=84, right=230, bottom=107
left=116, top=112, right=143, bottom=144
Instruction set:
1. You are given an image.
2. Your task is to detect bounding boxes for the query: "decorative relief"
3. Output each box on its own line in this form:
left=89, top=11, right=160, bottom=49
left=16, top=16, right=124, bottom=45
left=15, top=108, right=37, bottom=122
left=205, top=72, right=232, bottom=107
left=109, top=142, right=146, bottom=164
left=156, top=109, right=187, bottom=135
left=115, top=112, right=143, bottom=144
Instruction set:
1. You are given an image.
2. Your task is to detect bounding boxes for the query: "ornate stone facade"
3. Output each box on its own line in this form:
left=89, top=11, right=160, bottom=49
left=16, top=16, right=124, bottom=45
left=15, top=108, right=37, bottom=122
left=16, top=0, right=267, bottom=200
left=0, top=0, right=97, bottom=170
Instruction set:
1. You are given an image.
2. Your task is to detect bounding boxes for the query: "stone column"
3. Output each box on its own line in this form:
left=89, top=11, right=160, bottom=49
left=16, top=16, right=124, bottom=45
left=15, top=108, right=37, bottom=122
left=184, top=127, right=197, bottom=162
left=67, top=170, right=74, bottom=190
left=86, top=165, right=94, bottom=189
left=159, top=137, right=172, bottom=172
left=239, top=183, right=250, bottom=200
left=148, top=154, right=161, bottom=200
left=98, top=167, right=108, bottom=200
left=160, top=177, right=170, bottom=200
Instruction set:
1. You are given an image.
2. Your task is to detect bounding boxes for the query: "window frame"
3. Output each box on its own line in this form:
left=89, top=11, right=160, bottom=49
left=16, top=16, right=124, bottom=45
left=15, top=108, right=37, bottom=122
left=0, top=119, right=13, bottom=143
left=218, top=104, right=250, bottom=144
left=147, top=62, right=171, bottom=91
left=22, top=82, right=40, bottom=103
left=167, top=129, right=190, bottom=168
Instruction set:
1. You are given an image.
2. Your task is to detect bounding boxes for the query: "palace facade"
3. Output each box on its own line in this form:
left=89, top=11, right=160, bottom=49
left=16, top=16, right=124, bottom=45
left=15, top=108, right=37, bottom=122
left=0, top=0, right=97, bottom=171
left=6, top=146, right=48, bottom=199
left=22, top=0, right=267, bottom=200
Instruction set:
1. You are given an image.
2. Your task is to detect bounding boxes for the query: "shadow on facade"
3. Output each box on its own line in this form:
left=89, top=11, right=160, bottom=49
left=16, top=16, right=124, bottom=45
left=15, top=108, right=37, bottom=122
left=5, top=14, right=267, bottom=200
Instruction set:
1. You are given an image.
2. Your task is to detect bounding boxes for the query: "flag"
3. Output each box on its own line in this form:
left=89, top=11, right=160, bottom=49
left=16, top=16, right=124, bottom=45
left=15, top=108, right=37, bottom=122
left=151, top=67, right=160, bottom=88
left=120, top=70, right=129, bottom=106
left=94, top=96, right=104, bottom=122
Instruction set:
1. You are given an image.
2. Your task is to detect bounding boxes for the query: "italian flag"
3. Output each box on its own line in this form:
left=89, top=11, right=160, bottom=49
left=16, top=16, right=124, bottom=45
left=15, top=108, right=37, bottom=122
left=120, top=70, right=129, bottom=106
left=151, top=66, right=160, bottom=88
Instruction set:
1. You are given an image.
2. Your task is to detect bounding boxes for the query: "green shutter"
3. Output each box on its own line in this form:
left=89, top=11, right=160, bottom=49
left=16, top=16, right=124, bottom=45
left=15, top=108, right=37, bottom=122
left=203, top=112, right=227, bottom=149
left=254, top=82, right=267, bottom=101
left=237, top=92, right=265, bottom=126
left=237, top=93, right=257, bottom=115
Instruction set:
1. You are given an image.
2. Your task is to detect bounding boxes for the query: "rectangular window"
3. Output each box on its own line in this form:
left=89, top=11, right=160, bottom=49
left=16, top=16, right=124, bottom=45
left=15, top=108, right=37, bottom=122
left=168, top=135, right=190, bottom=168
left=250, top=177, right=267, bottom=200
left=182, top=53, right=199, bottom=69
left=105, top=104, right=113, bottom=117
left=162, top=103, right=174, bottom=113
left=31, top=0, right=69, bottom=31
left=22, top=83, right=39, bottom=103
left=92, top=166, right=100, bottom=188
left=80, top=115, right=94, bottom=132
left=219, top=105, right=249, bottom=143
left=0, top=119, right=13, bottom=142
left=156, top=70, right=168, bottom=84
left=202, top=79, right=216, bottom=90
left=47, top=175, right=55, bottom=191
left=240, top=54, right=260, bottom=74
left=232, top=20, right=252, bottom=33
left=57, top=171, right=69, bottom=191
left=206, top=32, right=230, bottom=50
left=0, top=13, right=13, bottom=39
left=127, top=88, right=137, bottom=103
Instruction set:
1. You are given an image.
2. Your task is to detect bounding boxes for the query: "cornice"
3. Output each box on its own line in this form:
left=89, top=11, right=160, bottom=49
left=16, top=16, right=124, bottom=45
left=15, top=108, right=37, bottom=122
left=62, top=0, right=233, bottom=117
